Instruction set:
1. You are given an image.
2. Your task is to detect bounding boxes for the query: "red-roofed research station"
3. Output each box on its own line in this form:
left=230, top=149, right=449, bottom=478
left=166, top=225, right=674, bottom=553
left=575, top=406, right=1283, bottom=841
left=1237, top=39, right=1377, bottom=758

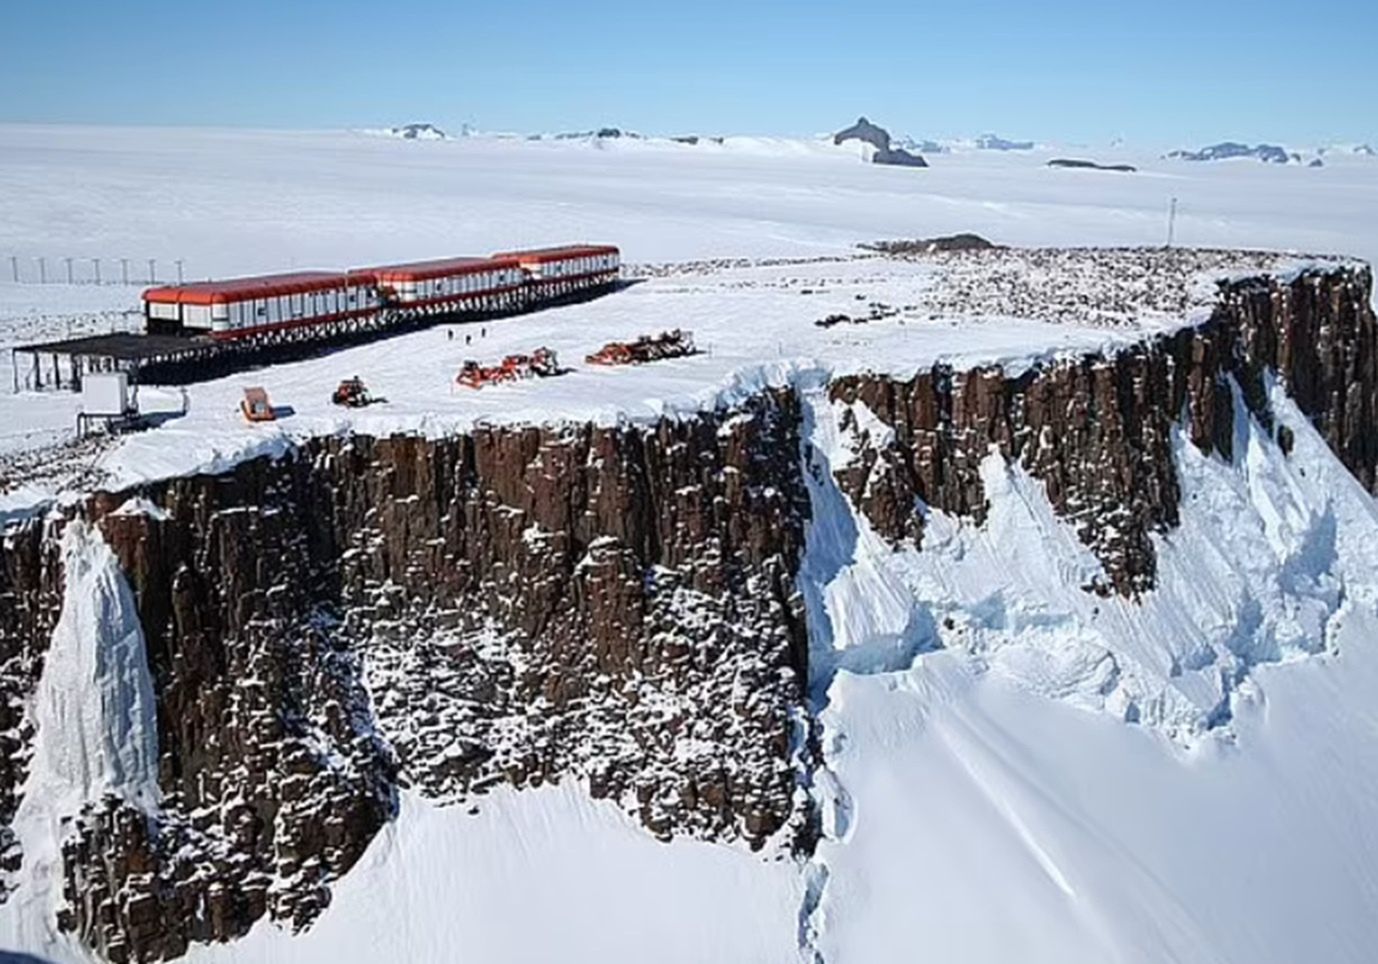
left=13, top=244, right=620, bottom=390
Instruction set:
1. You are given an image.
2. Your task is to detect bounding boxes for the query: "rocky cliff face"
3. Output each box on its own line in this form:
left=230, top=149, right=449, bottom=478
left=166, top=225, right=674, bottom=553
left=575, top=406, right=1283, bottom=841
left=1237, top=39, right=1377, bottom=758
left=0, top=265, right=1373, bottom=963
left=0, top=389, right=811, bottom=962
left=828, top=267, right=1376, bottom=595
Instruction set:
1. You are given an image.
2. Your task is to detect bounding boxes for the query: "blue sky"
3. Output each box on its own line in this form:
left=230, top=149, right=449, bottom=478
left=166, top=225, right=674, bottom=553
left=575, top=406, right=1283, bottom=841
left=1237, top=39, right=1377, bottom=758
left=3, top=0, right=1374, bottom=147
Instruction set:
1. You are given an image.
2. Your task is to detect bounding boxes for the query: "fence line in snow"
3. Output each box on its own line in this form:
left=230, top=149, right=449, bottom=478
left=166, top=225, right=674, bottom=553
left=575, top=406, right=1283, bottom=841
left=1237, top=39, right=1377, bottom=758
left=4, top=255, right=189, bottom=286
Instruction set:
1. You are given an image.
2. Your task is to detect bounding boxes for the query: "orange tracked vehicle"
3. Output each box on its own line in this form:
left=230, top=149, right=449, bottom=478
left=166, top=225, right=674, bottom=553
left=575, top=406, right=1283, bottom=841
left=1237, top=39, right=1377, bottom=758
left=456, top=347, right=561, bottom=389
left=586, top=329, right=697, bottom=366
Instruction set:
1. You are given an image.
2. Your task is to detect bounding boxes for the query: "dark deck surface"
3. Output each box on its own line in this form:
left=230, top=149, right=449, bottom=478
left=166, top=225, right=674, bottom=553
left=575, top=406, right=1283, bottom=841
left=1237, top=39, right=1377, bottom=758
left=14, top=332, right=214, bottom=360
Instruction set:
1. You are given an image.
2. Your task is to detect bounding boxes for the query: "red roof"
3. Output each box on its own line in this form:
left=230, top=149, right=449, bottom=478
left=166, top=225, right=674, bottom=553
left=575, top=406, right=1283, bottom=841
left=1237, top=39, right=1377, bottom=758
left=143, top=271, right=363, bottom=305
left=491, top=244, right=620, bottom=263
left=362, top=256, right=522, bottom=283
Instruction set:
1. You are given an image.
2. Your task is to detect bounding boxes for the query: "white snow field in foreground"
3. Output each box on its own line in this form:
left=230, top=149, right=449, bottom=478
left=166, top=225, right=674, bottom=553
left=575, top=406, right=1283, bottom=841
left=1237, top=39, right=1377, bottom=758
left=179, top=786, right=803, bottom=964
left=2, top=125, right=1378, bottom=963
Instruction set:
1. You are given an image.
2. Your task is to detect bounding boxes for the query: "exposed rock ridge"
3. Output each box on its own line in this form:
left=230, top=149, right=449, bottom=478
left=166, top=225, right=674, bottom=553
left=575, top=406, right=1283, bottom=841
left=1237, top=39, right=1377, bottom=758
left=0, top=388, right=811, bottom=961
left=827, top=266, right=1376, bottom=594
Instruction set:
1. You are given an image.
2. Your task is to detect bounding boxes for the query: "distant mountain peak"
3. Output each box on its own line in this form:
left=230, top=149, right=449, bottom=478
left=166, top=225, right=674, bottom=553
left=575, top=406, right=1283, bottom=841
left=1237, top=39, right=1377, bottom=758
left=1166, top=141, right=1299, bottom=164
left=1317, top=143, right=1376, bottom=158
left=974, top=133, right=1034, bottom=151
left=833, top=116, right=892, bottom=151
left=385, top=122, right=450, bottom=140
left=536, top=127, right=645, bottom=141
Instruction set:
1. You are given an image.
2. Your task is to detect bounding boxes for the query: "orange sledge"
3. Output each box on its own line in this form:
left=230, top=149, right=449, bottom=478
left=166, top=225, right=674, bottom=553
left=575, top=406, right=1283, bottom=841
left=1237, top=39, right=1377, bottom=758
left=240, top=387, right=276, bottom=422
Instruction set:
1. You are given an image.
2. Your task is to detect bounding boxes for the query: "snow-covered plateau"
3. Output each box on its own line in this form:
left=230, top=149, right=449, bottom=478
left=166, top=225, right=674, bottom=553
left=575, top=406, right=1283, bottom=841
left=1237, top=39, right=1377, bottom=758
left=2, top=124, right=1378, bottom=964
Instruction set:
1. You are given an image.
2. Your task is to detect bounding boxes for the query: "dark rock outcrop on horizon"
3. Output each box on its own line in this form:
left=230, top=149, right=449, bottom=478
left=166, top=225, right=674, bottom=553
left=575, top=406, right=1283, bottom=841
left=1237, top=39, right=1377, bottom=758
left=974, top=133, right=1034, bottom=151
left=1047, top=158, right=1137, bottom=172
left=547, top=127, right=643, bottom=141
left=833, top=117, right=929, bottom=168
left=1167, top=142, right=1299, bottom=164
left=384, top=123, right=448, bottom=140
left=861, top=234, right=999, bottom=255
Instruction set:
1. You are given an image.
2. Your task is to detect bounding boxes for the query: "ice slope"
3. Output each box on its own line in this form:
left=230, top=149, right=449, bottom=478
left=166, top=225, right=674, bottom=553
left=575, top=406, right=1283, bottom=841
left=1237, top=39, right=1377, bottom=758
left=6, top=783, right=803, bottom=964
left=0, top=520, right=159, bottom=957
left=798, top=376, right=1378, bottom=961
left=812, top=626, right=1378, bottom=964
left=176, top=785, right=802, bottom=964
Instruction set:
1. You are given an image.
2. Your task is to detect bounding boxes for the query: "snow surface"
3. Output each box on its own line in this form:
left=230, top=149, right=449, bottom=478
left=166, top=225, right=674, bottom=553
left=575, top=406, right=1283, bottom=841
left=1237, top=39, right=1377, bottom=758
left=3, top=124, right=1378, bottom=963
left=1, top=123, right=1374, bottom=511
left=177, top=785, right=802, bottom=964
left=0, top=254, right=1203, bottom=510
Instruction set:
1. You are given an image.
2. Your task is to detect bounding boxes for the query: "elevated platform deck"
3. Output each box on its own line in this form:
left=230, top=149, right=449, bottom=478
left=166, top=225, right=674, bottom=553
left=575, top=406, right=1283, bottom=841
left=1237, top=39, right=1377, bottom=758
left=11, top=332, right=219, bottom=391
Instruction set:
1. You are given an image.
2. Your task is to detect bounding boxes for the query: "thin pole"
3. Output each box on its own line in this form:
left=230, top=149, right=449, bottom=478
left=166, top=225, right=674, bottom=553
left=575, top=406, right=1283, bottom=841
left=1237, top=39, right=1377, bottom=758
left=93, top=258, right=101, bottom=284
left=175, top=259, right=184, bottom=283
left=1167, top=197, right=1178, bottom=248
left=64, top=257, right=73, bottom=284
left=9, top=256, right=17, bottom=283
left=147, top=258, right=155, bottom=283
left=121, top=258, right=129, bottom=285
left=38, top=257, right=46, bottom=284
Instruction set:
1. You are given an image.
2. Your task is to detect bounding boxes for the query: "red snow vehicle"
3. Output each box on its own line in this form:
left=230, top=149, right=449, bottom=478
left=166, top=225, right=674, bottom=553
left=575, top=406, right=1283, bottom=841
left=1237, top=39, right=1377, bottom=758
left=456, top=347, right=561, bottom=389
left=586, top=329, right=697, bottom=366
left=331, top=376, right=381, bottom=407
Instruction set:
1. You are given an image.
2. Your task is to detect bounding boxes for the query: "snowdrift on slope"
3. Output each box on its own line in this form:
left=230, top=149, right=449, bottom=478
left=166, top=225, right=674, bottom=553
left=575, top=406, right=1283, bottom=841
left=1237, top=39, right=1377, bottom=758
left=799, top=376, right=1378, bottom=962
